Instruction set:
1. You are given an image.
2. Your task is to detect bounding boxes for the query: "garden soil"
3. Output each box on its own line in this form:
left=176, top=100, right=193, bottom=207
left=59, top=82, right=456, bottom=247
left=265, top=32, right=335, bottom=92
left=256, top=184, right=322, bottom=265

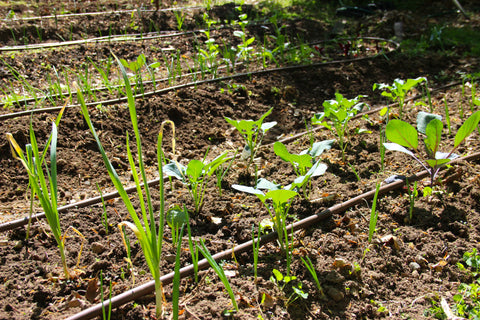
left=0, top=1, right=479, bottom=319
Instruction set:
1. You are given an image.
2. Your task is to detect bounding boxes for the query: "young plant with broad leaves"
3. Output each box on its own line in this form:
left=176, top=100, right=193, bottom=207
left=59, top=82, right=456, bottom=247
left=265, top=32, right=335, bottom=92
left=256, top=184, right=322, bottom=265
left=232, top=181, right=299, bottom=274
left=384, top=110, right=480, bottom=187
left=311, top=93, right=368, bottom=162
left=273, top=140, right=333, bottom=199
left=163, top=150, right=231, bottom=215
left=225, top=107, right=277, bottom=175
left=373, top=77, right=426, bottom=119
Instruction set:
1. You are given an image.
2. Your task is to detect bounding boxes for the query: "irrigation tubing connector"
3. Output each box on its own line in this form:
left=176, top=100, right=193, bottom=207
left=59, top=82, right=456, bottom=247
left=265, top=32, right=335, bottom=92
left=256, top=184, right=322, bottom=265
left=65, top=151, right=480, bottom=320
left=0, top=37, right=399, bottom=121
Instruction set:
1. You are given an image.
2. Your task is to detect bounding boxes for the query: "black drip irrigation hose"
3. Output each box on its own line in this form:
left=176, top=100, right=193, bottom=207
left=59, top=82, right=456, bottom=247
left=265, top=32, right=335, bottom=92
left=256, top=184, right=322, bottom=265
left=1, top=6, right=203, bottom=22
left=65, top=152, right=480, bottom=320
left=0, top=38, right=399, bottom=122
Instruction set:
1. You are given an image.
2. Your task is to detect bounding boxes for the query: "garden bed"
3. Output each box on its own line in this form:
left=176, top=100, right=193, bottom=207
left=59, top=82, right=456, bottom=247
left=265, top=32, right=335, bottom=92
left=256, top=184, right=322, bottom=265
left=1, top=1, right=480, bottom=319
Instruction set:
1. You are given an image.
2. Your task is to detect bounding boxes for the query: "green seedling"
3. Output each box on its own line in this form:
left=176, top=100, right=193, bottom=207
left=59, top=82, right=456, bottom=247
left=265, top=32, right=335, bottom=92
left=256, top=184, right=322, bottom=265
left=232, top=183, right=297, bottom=273
left=215, top=152, right=236, bottom=196
left=311, top=93, right=368, bottom=162
left=198, top=239, right=239, bottom=312
left=166, top=205, right=189, bottom=247
left=252, top=224, right=263, bottom=284
left=368, top=183, right=381, bottom=243
left=96, top=183, right=109, bottom=236
left=300, top=256, right=324, bottom=296
left=120, top=54, right=146, bottom=94
left=384, top=110, right=480, bottom=187
left=225, top=107, right=277, bottom=175
left=186, top=210, right=199, bottom=283
left=454, top=249, right=480, bottom=318
left=164, top=151, right=231, bottom=214
left=79, top=54, right=172, bottom=318
left=273, top=140, right=332, bottom=198
left=270, top=269, right=308, bottom=308
left=407, top=180, right=418, bottom=222
left=172, top=225, right=185, bottom=320
left=6, top=108, right=85, bottom=279
left=174, top=9, right=186, bottom=31
left=99, top=270, right=113, bottom=320
left=373, top=77, right=426, bottom=119
left=118, top=224, right=135, bottom=286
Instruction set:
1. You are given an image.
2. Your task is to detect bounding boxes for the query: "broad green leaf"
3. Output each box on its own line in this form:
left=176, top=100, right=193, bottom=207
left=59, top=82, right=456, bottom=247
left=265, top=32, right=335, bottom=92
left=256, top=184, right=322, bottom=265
left=302, top=139, right=334, bottom=158
left=164, top=162, right=186, bottom=181
left=261, top=121, right=277, bottom=132
left=204, top=152, right=229, bottom=176
left=424, top=118, right=443, bottom=157
left=306, top=161, right=328, bottom=178
left=274, top=141, right=312, bottom=171
left=379, top=107, right=388, bottom=117
left=385, top=119, right=418, bottom=150
left=266, top=189, right=298, bottom=207
left=383, top=142, right=415, bottom=157
left=245, top=37, right=255, bottom=46
left=454, top=110, right=480, bottom=148
left=256, top=178, right=281, bottom=191
left=186, top=160, right=204, bottom=181
left=417, top=111, right=442, bottom=134
left=425, top=158, right=451, bottom=168
left=232, top=184, right=266, bottom=202
left=166, top=205, right=188, bottom=229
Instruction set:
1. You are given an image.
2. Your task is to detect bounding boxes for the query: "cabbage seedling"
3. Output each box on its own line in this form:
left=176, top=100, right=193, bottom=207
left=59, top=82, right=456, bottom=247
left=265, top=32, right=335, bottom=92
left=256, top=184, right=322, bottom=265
left=225, top=107, right=277, bottom=174
left=232, top=184, right=297, bottom=273
left=166, top=204, right=189, bottom=247
left=384, top=110, right=480, bottom=187
left=273, top=140, right=332, bottom=198
left=311, top=93, right=367, bottom=162
left=164, top=151, right=231, bottom=214
left=373, top=77, right=426, bottom=119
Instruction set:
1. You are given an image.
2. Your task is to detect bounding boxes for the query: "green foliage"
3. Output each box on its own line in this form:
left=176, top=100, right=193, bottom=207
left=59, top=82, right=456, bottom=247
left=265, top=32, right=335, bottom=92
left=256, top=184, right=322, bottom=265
left=273, top=140, right=332, bottom=198
left=198, top=240, right=238, bottom=311
left=373, top=77, right=426, bottom=118
left=384, top=110, right=480, bottom=186
left=166, top=205, right=189, bottom=247
left=270, top=269, right=308, bottom=307
left=164, top=151, right=230, bottom=214
left=225, top=107, right=277, bottom=173
left=311, top=93, right=367, bottom=161
left=454, top=249, right=480, bottom=318
left=368, top=183, right=381, bottom=242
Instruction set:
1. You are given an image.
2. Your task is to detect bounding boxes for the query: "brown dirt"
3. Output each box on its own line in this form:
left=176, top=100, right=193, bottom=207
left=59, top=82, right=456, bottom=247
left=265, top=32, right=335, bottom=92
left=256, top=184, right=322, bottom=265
left=0, top=1, right=480, bottom=319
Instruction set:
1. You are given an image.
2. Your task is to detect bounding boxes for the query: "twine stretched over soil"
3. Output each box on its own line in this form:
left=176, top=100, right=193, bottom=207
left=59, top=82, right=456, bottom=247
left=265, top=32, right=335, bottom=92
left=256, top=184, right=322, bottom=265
left=65, top=151, right=480, bottom=320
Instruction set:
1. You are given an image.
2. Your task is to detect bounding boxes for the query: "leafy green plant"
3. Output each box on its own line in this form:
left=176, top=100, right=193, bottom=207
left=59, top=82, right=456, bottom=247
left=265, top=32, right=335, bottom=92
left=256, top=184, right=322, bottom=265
left=198, top=239, right=239, bottom=312
left=252, top=224, right=263, bottom=284
left=78, top=55, right=172, bottom=318
left=232, top=183, right=297, bottom=273
left=454, top=249, right=480, bottom=318
left=373, top=77, right=426, bottom=119
left=163, top=151, right=231, bottom=214
left=120, top=54, right=146, bottom=94
left=300, top=256, right=324, bottom=296
left=186, top=211, right=200, bottom=283
left=6, top=108, right=84, bottom=279
left=174, top=9, right=186, bottom=31
left=383, top=110, right=480, bottom=186
left=270, top=269, right=308, bottom=308
left=99, top=270, right=113, bottom=320
left=311, top=93, right=368, bottom=162
left=166, top=204, right=189, bottom=247
left=273, top=140, right=332, bottom=198
left=225, top=107, right=277, bottom=175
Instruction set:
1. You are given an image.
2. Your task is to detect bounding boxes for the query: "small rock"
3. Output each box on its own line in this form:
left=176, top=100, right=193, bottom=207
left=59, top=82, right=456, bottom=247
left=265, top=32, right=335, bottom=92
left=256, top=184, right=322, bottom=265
left=13, top=240, right=22, bottom=251
left=165, top=254, right=176, bottom=263
left=327, top=287, right=344, bottom=302
left=91, top=242, right=106, bottom=254
left=409, top=262, right=421, bottom=271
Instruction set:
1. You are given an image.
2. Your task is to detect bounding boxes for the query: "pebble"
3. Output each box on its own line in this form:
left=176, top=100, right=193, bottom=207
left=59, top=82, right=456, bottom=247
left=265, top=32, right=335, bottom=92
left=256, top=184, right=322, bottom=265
left=91, top=242, right=106, bottom=254
left=409, top=262, right=421, bottom=271
left=327, top=287, right=345, bottom=302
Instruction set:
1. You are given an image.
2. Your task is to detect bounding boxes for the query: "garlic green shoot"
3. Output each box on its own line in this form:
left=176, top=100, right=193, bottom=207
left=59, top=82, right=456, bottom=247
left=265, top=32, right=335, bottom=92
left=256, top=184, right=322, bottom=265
left=198, top=239, right=239, bottom=312
left=78, top=54, right=171, bottom=318
left=384, top=110, right=480, bottom=186
left=166, top=204, right=189, bottom=247
left=6, top=107, right=84, bottom=279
